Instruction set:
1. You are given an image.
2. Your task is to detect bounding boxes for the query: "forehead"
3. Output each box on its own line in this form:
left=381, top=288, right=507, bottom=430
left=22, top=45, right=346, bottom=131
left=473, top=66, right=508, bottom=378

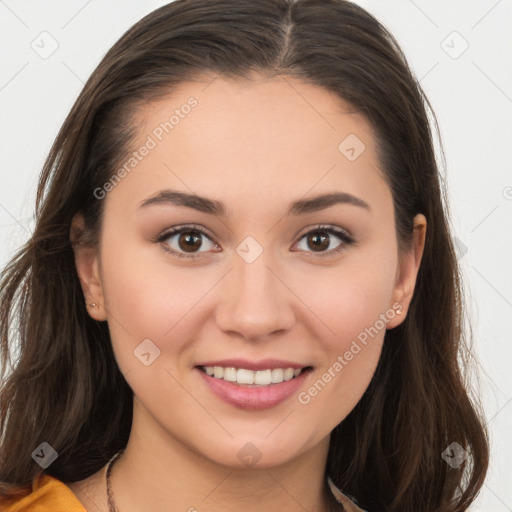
left=106, top=74, right=391, bottom=217
left=134, top=73, right=368, bottom=150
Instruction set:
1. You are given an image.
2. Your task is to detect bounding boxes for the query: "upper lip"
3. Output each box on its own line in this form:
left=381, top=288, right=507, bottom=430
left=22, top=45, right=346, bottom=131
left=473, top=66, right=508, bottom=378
left=195, top=359, right=310, bottom=371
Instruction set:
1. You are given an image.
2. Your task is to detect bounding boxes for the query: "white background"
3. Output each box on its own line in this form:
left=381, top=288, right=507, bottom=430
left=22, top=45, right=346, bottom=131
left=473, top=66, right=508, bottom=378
left=1, top=1, right=511, bottom=510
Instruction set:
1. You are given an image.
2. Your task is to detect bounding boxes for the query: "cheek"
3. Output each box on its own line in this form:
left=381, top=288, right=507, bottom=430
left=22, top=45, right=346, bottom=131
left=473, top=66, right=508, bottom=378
left=292, top=246, right=397, bottom=422
left=97, top=222, right=218, bottom=382
left=299, top=246, right=398, bottom=351
left=99, top=225, right=209, bottom=336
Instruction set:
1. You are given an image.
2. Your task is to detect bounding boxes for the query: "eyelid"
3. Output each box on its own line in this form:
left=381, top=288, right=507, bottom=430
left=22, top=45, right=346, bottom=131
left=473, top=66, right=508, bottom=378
left=156, top=223, right=355, bottom=259
left=294, top=224, right=354, bottom=243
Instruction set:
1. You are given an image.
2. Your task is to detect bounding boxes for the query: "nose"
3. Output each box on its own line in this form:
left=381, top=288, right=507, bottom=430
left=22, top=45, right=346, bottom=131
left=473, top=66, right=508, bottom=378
left=214, top=249, right=295, bottom=341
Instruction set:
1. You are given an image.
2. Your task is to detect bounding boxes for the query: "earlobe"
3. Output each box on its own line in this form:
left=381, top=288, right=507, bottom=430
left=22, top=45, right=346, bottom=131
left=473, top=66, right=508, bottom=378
left=70, top=213, right=107, bottom=321
left=387, top=214, right=427, bottom=329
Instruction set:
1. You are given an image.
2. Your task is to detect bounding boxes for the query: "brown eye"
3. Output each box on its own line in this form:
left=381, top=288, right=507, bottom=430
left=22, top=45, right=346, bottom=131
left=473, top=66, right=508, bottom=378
left=294, top=226, right=354, bottom=257
left=157, top=224, right=353, bottom=261
left=177, top=231, right=203, bottom=252
left=158, top=225, right=217, bottom=259
left=305, top=231, right=331, bottom=252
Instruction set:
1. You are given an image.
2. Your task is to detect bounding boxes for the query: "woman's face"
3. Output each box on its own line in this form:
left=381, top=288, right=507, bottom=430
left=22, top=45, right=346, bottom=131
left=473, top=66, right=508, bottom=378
left=75, top=74, right=425, bottom=469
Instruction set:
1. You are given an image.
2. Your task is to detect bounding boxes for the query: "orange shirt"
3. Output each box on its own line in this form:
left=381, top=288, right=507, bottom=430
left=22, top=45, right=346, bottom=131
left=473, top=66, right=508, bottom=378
left=0, top=474, right=86, bottom=512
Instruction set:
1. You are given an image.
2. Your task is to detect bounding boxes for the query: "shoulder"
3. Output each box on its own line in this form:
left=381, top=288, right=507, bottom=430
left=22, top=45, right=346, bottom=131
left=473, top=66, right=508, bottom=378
left=327, top=476, right=367, bottom=512
left=0, top=473, right=87, bottom=512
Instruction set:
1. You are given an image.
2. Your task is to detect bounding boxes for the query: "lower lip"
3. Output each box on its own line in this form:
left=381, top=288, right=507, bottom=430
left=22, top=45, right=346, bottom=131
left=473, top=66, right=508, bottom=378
left=196, top=367, right=311, bottom=410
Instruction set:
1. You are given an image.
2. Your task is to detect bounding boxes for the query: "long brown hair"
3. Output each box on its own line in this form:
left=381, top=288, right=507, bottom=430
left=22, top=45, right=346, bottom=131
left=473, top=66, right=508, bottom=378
left=0, top=1, right=489, bottom=510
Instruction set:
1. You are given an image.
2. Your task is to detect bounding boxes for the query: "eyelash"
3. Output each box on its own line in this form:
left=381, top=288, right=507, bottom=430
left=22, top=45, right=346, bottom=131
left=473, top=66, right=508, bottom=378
left=156, top=224, right=355, bottom=260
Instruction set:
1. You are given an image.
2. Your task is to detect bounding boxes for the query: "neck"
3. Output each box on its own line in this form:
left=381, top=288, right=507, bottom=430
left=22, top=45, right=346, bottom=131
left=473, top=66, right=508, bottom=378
left=110, top=402, right=337, bottom=512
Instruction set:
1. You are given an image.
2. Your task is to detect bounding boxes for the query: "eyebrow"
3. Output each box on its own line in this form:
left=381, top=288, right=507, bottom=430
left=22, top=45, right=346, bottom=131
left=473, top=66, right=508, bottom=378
left=137, top=189, right=370, bottom=216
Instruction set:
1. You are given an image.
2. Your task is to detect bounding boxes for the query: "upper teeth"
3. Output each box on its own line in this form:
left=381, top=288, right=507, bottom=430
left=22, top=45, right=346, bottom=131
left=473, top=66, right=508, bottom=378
left=203, top=366, right=303, bottom=386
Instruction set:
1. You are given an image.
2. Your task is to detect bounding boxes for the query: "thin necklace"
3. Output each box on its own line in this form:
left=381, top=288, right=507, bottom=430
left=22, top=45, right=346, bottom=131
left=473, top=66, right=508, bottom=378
left=105, top=451, right=344, bottom=512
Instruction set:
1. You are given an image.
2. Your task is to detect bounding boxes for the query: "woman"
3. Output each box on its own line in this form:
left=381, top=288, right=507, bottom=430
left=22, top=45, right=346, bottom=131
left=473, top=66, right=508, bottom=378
left=0, top=0, right=489, bottom=511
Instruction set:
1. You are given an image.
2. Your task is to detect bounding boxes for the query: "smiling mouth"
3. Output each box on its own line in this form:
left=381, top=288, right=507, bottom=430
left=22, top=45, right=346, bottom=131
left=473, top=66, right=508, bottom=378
left=197, top=365, right=313, bottom=387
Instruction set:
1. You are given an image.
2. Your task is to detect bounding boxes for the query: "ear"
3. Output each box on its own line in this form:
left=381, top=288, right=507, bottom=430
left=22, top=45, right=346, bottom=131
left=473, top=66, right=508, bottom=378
left=386, top=214, right=427, bottom=329
left=70, top=213, right=107, bottom=321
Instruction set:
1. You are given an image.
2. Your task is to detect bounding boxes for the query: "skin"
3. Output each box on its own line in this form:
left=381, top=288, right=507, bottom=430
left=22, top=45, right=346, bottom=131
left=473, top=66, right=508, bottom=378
left=69, top=73, right=426, bottom=512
